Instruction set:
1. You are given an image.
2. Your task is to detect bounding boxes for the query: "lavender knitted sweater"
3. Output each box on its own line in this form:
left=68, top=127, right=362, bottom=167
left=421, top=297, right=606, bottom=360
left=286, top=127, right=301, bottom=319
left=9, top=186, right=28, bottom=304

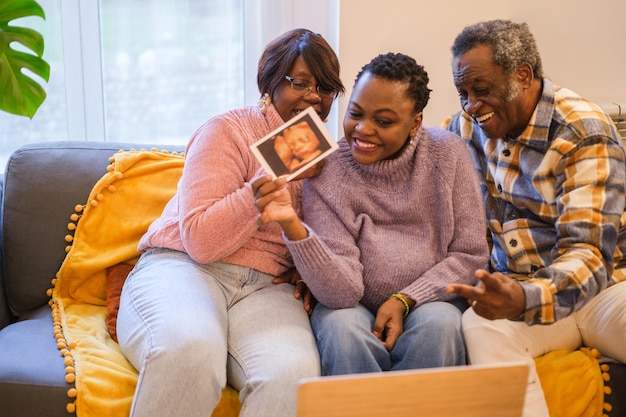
left=286, top=126, right=489, bottom=312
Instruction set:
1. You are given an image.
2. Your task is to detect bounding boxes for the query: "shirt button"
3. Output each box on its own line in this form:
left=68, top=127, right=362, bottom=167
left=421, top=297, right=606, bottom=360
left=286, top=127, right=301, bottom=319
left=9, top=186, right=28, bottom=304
left=509, top=239, right=518, bottom=247
left=503, top=149, right=511, bottom=157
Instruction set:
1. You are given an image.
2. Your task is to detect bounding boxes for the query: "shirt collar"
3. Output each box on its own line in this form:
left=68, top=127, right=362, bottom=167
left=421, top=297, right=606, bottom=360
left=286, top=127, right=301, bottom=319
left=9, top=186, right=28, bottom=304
left=511, top=78, right=554, bottom=152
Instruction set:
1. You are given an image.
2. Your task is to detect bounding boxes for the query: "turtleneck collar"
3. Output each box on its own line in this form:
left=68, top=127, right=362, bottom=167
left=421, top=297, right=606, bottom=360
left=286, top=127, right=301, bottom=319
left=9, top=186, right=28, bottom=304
left=336, top=127, right=422, bottom=189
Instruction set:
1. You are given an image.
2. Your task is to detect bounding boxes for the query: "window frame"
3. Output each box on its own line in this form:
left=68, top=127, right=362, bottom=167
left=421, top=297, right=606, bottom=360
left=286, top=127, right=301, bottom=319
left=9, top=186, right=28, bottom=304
left=59, top=0, right=340, bottom=142
left=60, top=0, right=105, bottom=141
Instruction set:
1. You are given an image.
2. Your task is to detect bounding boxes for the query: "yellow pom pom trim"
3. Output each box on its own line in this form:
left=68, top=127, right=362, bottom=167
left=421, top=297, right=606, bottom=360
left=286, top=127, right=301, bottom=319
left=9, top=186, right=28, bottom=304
left=591, top=349, right=614, bottom=417
left=49, top=298, right=78, bottom=415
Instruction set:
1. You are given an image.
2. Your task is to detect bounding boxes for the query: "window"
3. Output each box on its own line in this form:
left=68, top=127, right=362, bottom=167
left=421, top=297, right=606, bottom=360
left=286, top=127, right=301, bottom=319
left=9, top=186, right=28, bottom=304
left=0, top=0, right=338, bottom=170
left=0, top=0, right=244, bottom=167
left=100, top=0, right=244, bottom=143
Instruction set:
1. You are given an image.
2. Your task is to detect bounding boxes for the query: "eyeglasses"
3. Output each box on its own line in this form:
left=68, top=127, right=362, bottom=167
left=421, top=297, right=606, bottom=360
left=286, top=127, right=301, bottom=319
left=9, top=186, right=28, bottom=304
left=284, top=76, right=336, bottom=98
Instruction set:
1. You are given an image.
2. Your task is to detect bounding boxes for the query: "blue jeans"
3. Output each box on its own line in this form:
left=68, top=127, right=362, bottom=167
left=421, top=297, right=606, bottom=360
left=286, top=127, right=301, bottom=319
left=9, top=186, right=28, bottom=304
left=310, top=298, right=467, bottom=375
left=117, top=249, right=320, bottom=417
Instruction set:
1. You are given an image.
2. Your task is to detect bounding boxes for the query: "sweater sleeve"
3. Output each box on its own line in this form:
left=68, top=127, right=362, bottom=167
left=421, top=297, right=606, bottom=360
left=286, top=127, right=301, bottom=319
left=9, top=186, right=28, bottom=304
left=287, top=228, right=366, bottom=309
left=177, top=114, right=269, bottom=263
left=286, top=176, right=367, bottom=309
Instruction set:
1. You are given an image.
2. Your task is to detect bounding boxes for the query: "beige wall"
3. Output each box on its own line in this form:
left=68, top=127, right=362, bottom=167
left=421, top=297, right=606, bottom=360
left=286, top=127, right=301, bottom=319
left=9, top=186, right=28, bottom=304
left=337, top=0, right=626, bottom=131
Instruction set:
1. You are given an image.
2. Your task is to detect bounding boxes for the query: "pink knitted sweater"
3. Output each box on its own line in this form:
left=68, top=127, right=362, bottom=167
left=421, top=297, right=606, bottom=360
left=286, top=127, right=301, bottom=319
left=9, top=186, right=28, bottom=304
left=138, top=105, right=302, bottom=276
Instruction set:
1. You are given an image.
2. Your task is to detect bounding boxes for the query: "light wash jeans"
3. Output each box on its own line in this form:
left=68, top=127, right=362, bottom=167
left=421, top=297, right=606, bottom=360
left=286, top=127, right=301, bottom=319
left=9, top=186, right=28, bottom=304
left=310, top=298, right=468, bottom=375
left=117, top=248, right=320, bottom=417
left=462, top=281, right=626, bottom=417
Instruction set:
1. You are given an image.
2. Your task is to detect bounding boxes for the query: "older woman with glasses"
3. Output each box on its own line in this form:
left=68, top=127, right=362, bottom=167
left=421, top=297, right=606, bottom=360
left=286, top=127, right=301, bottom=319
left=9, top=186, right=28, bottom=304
left=116, top=28, right=344, bottom=417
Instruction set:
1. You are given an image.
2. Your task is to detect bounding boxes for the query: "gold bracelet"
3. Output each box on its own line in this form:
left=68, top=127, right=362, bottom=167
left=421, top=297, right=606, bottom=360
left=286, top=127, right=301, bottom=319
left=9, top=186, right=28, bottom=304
left=390, top=293, right=410, bottom=319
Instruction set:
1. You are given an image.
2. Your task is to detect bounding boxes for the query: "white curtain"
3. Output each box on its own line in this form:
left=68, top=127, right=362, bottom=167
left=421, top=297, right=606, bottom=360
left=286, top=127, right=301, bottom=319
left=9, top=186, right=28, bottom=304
left=243, top=0, right=341, bottom=136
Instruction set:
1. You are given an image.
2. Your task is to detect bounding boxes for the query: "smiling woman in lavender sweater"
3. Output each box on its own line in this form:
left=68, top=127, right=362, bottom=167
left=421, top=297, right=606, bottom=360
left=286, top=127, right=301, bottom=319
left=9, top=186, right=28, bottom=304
left=253, top=53, right=489, bottom=375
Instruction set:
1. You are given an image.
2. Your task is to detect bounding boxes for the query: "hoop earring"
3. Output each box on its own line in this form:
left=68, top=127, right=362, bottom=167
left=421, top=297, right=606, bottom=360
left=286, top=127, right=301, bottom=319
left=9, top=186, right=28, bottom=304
left=258, top=93, right=271, bottom=114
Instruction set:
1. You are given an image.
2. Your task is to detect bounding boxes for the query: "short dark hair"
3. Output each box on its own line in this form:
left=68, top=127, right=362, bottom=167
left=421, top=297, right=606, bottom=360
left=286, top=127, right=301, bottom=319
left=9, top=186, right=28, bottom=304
left=257, top=28, right=344, bottom=99
left=355, top=52, right=431, bottom=113
left=451, top=19, right=543, bottom=78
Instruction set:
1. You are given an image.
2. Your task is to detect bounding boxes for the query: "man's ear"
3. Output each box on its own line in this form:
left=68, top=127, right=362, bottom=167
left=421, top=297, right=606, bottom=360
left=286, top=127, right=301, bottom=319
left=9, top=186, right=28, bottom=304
left=516, top=63, right=534, bottom=89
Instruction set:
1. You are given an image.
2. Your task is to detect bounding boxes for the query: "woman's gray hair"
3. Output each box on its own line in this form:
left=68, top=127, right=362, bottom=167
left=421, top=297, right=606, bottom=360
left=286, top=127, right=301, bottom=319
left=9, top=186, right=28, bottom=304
left=451, top=19, right=543, bottom=78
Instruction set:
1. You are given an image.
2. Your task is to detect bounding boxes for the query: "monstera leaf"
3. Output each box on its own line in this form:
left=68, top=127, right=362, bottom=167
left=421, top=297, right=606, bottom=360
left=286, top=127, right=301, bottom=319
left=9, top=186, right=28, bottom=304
left=0, top=0, right=50, bottom=118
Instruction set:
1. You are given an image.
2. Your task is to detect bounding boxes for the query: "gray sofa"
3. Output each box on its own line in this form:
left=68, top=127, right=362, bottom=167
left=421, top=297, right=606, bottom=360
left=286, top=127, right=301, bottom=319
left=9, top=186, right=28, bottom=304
left=0, top=141, right=624, bottom=417
left=0, top=141, right=183, bottom=417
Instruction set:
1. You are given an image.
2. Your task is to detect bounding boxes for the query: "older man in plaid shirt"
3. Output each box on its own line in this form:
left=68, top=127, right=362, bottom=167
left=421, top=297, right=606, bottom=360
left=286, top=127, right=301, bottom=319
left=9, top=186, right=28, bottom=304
left=444, top=19, right=626, bottom=417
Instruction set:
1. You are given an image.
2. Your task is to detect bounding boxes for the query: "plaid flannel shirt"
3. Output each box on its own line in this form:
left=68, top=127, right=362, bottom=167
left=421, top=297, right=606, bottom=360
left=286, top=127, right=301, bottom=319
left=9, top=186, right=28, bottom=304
left=445, top=78, right=626, bottom=325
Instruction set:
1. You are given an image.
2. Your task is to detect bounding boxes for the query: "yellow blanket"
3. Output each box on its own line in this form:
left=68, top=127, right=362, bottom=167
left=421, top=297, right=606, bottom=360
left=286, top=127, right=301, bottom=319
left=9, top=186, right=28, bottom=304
left=50, top=149, right=240, bottom=416
left=49, top=148, right=608, bottom=417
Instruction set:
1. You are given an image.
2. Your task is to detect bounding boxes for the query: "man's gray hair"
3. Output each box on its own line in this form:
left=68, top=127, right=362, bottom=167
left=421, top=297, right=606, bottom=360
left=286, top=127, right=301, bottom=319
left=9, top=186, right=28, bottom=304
left=451, top=19, right=543, bottom=78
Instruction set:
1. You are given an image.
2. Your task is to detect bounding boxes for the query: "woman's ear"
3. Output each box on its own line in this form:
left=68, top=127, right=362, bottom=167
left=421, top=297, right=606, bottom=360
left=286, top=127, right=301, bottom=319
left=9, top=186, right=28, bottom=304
left=410, top=112, right=423, bottom=137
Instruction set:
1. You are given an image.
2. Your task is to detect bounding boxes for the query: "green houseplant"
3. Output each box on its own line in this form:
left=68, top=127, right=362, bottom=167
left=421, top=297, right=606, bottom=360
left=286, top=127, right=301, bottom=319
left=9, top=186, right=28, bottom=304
left=0, top=0, right=49, bottom=118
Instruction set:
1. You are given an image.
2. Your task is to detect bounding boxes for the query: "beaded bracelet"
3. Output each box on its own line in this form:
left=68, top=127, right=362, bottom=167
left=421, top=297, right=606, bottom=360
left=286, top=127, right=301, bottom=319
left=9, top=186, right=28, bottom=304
left=390, top=293, right=410, bottom=319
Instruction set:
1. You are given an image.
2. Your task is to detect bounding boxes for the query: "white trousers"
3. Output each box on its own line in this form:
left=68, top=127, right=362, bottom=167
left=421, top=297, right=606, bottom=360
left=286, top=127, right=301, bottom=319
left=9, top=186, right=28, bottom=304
left=462, top=281, right=626, bottom=417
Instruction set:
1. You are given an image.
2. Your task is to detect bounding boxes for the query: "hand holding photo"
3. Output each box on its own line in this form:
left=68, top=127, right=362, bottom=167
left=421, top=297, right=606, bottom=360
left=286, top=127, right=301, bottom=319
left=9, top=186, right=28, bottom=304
left=250, top=107, right=338, bottom=181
